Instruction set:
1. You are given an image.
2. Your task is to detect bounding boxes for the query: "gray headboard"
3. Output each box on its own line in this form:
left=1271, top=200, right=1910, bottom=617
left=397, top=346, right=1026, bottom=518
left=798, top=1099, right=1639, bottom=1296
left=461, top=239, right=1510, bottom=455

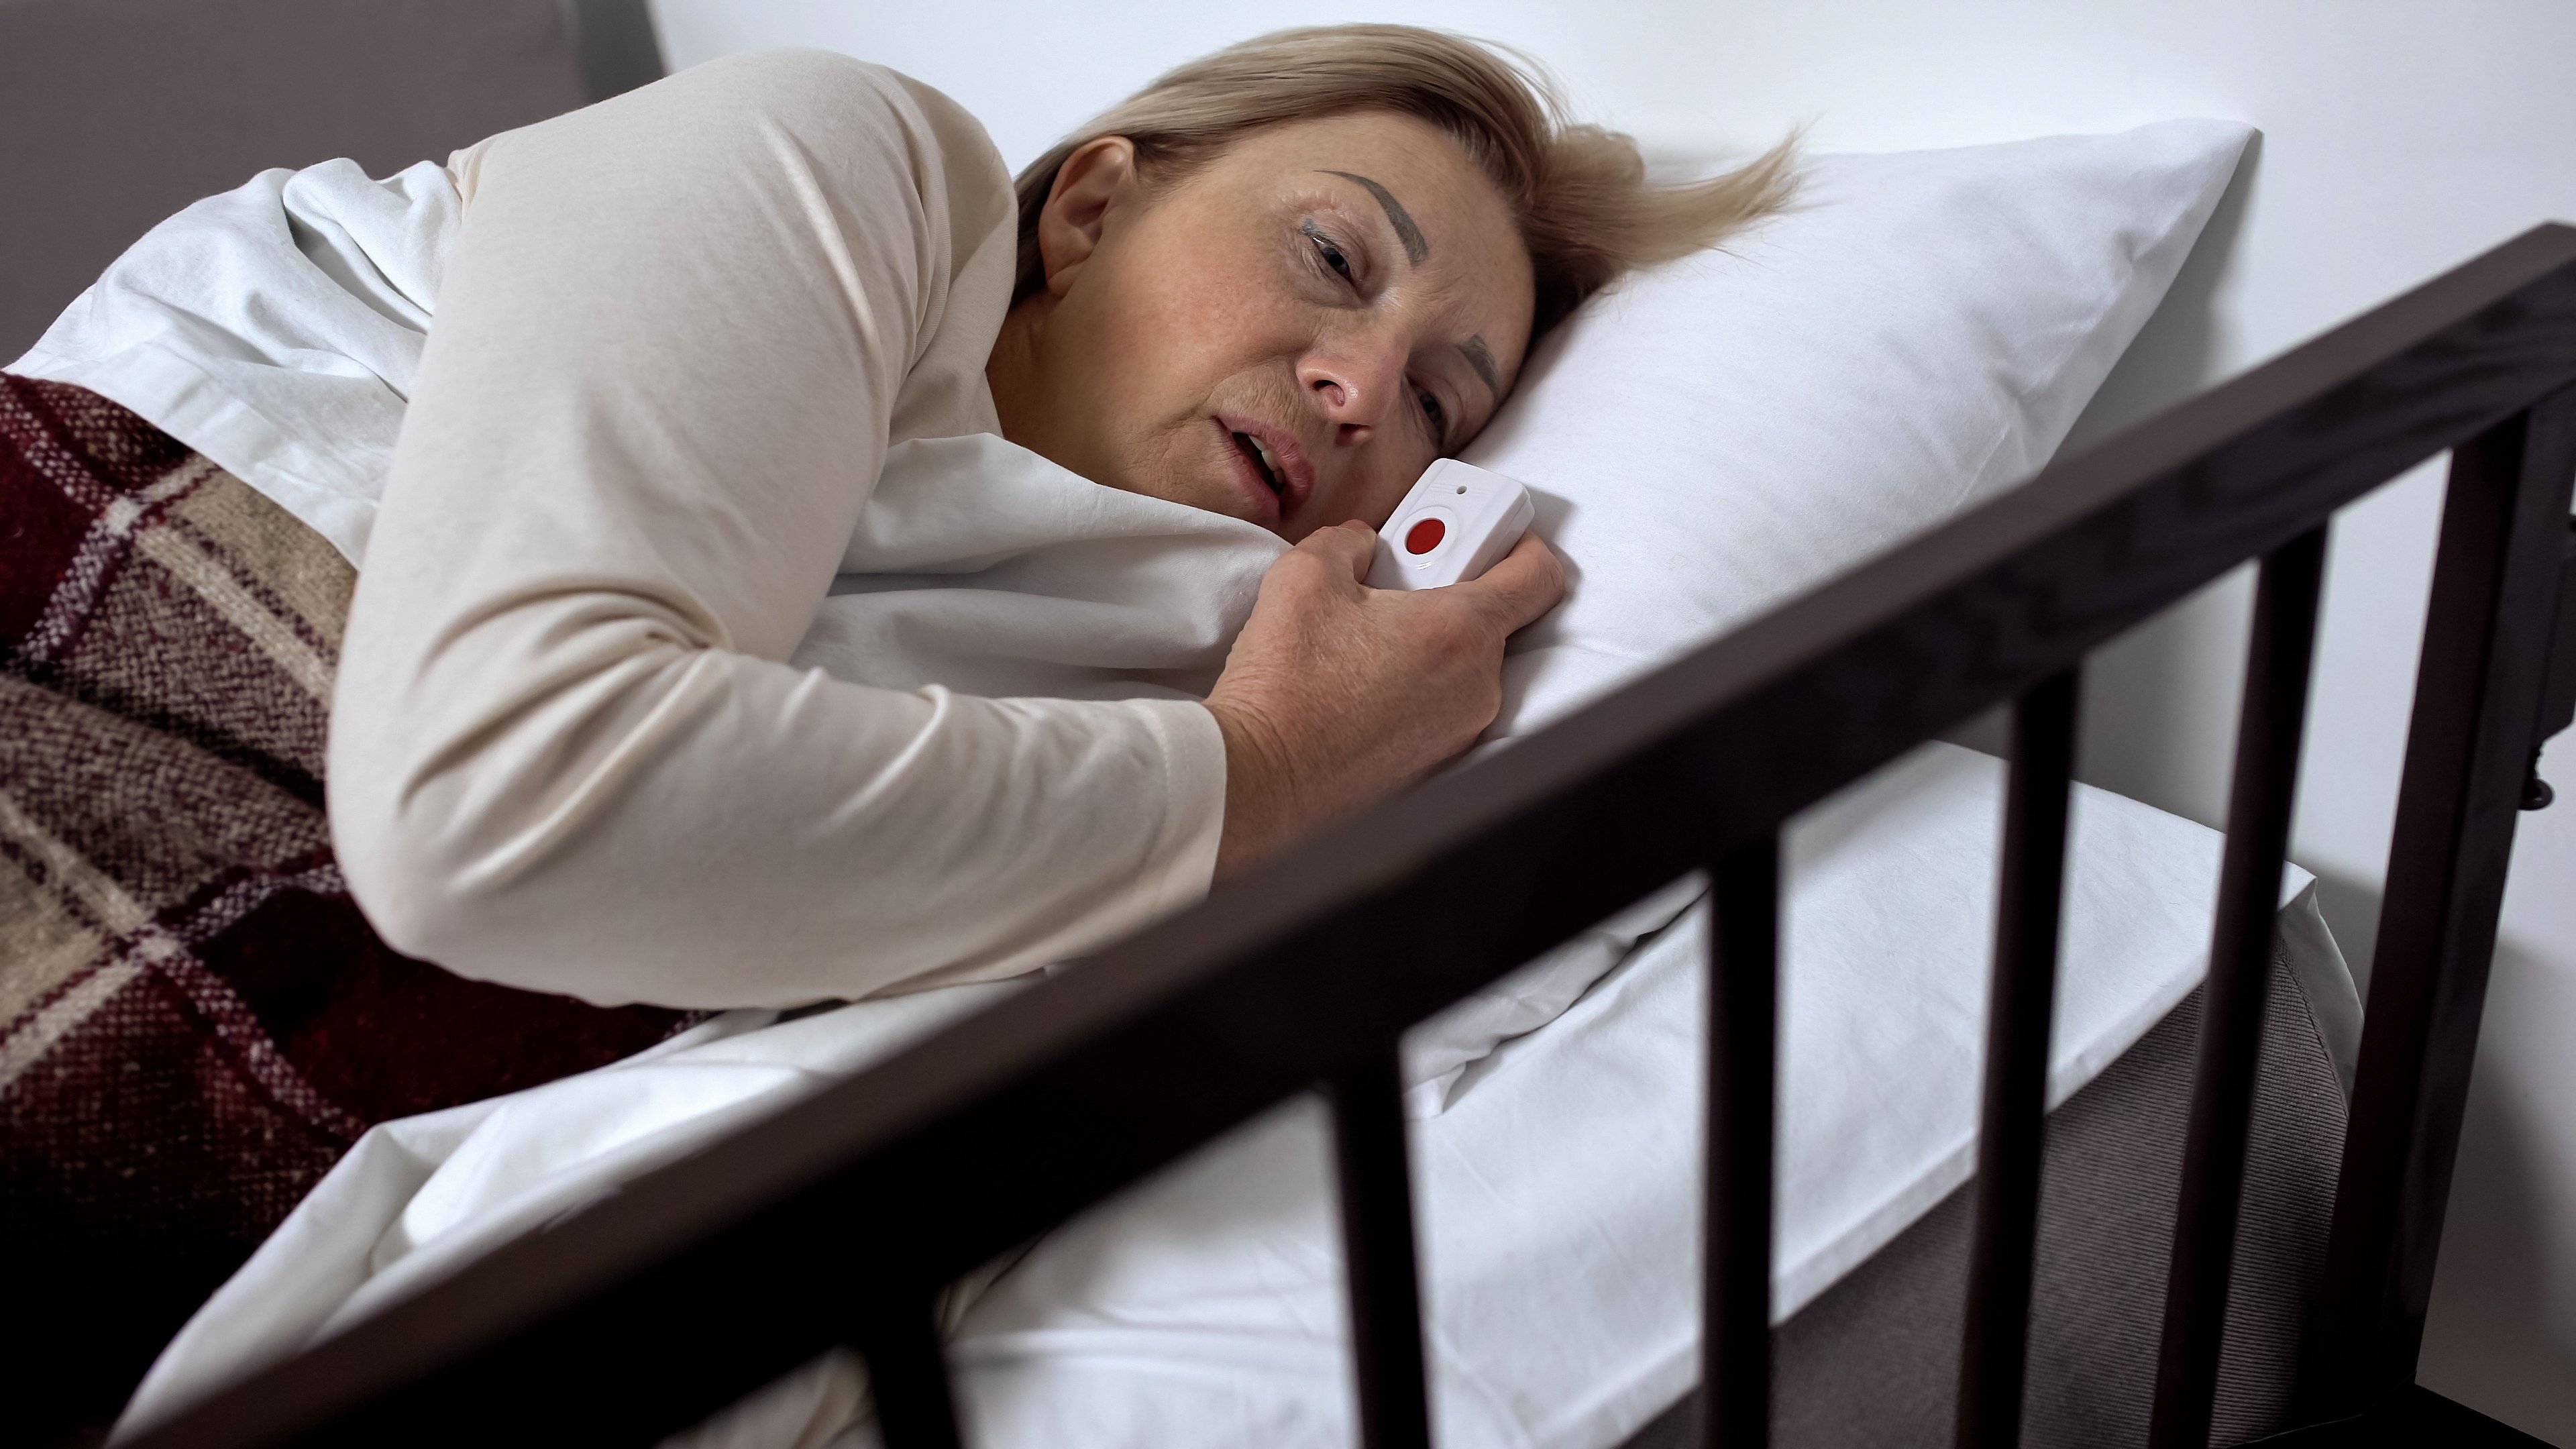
left=0, top=0, right=663, bottom=361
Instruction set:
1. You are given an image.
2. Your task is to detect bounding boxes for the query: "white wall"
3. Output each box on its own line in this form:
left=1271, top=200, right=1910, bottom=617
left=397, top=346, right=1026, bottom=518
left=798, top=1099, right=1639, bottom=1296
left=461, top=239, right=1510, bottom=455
left=654, top=1, right=2576, bottom=1437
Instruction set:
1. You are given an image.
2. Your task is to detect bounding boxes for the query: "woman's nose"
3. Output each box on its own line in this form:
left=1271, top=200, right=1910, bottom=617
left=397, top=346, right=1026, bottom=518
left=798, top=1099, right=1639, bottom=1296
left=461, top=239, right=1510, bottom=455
left=1298, top=340, right=1407, bottom=437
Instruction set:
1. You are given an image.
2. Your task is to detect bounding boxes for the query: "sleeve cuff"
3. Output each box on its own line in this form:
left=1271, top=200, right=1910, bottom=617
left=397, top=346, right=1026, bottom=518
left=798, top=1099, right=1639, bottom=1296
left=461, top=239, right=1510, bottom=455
left=1133, top=696, right=1228, bottom=914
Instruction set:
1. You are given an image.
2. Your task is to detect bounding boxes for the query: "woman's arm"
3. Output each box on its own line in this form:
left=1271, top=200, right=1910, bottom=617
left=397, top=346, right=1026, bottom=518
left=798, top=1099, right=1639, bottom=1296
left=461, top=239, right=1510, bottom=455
left=329, top=51, right=1224, bottom=1007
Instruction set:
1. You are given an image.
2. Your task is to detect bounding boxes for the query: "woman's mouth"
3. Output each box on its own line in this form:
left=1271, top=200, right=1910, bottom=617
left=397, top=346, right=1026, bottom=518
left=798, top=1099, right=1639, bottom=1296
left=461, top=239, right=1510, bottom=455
left=1214, top=415, right=1311, bottom=524
left=1233, top=430, right=1286, bottom=494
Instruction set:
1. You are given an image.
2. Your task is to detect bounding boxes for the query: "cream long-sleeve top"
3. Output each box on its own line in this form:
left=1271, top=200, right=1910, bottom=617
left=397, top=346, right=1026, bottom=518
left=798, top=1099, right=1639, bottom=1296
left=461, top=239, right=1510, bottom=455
left=19, top=49, right=1287, bottom=1008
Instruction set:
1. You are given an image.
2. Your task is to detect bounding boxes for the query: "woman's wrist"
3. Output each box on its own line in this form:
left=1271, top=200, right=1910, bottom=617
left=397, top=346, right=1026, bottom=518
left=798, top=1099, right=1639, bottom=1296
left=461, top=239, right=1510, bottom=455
left=1207, top=694, right=1301, bottom=881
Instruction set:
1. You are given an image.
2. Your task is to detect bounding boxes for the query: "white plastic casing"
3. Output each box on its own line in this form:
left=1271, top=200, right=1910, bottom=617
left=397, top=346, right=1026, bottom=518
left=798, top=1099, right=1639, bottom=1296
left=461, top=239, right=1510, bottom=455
left=1365, top=459, right=1536, bottom=590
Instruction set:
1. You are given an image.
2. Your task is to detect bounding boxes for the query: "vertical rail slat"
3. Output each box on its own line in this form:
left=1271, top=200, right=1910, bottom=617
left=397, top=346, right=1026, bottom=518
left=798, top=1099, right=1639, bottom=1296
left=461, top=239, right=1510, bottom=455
left=1704, top=837, right=1780, bottom=1449
left=1955, top=670, right=2082, bottom=1449
left=2149, top=525, right=2330, bottom=1449
left=2303, top=392, right=2576, bottom=1415
left=853, top=1294, right=964, bottom=1449
left=1332, top=1044, right=1433, bottom=1449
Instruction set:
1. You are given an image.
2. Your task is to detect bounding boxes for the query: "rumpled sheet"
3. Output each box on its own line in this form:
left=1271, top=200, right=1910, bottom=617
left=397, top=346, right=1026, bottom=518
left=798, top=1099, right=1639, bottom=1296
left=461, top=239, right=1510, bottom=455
left=121, top=741, right=2357, bottom=1448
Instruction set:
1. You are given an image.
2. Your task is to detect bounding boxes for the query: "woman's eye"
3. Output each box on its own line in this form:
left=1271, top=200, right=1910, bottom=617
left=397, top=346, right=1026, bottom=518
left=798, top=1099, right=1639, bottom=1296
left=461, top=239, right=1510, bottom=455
left=1419, top=388, right=1447, bottom=439
left=1303, top=221, right=1356, bottom=284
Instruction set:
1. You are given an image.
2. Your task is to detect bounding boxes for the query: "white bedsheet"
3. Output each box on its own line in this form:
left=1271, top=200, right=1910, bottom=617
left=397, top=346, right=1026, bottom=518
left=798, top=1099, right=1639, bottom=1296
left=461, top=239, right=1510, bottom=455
left=8, top=158, right=458, bottom=565
left=120, top=741, right=2355, bottom=1447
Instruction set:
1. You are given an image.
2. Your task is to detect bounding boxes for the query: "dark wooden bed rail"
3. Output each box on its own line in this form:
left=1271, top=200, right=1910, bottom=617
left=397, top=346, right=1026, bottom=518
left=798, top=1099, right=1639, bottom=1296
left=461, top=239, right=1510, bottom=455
left=127, top=224, right=2576, bottom=1449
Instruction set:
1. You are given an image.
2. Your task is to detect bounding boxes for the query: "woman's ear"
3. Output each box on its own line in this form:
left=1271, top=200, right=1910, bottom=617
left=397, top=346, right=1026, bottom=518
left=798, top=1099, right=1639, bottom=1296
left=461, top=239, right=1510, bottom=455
left=1037, top=136, right=1138, bottom=297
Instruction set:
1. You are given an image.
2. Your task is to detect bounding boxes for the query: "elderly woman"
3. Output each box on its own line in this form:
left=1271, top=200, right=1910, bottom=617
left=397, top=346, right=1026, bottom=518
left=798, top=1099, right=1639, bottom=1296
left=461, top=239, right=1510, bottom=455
left=331, top=38, right=1574, bottom=1008
left=230, top=25, right=1780, bottom=1008
left=3, top=23, right=1786, bottom=1433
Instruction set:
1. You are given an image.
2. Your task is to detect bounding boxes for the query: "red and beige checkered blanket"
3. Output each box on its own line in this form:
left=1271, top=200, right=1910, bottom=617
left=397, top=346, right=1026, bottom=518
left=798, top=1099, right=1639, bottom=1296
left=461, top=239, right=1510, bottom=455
left=0, top=376, right=694, bottom=1442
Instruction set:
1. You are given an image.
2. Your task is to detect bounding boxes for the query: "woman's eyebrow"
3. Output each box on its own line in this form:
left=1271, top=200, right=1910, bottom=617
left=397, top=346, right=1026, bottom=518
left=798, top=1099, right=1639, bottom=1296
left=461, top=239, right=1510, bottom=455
left=1459, top=335, right=1501, bottom=401
left=1320, top=170, right=1428, bottom=264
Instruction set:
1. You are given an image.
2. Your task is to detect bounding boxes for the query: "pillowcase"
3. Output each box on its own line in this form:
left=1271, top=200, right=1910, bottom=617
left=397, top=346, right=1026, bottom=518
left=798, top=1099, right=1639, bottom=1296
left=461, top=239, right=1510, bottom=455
left=1475, top=117, right=2253, bottom=737
left=1401, top=119, right=2253, bottom=1115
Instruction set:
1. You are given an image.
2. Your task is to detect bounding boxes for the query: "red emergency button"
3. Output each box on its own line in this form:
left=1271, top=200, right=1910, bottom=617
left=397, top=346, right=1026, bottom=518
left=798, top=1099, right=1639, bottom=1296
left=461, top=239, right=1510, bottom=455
left=1404, top=517, right=1446, bottom=555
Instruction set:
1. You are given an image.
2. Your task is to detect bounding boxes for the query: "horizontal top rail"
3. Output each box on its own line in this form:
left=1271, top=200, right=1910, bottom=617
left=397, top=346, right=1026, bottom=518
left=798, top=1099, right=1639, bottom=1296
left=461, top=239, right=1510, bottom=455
left=133, top=223, right=2576, bottom=1448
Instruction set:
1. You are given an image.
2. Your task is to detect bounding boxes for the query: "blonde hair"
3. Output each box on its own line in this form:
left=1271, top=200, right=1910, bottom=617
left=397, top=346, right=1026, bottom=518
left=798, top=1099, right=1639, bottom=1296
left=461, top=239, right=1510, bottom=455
left=1012, top=24, right=1797, bottom=339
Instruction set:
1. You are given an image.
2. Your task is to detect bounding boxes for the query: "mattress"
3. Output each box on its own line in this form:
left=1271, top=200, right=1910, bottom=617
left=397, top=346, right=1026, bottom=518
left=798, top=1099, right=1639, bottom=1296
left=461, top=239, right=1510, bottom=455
left=1627, top=943, right=2349, bottom=1448
left=908, top=850, right=2348, bottom=1449
left=120, top=743, right=2359, bottom=1447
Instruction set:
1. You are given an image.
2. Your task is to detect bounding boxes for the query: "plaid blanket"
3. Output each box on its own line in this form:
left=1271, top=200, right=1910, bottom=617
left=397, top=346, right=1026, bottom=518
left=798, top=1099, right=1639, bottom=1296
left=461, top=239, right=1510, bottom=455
left=0, top=376, right=693, bottom=1444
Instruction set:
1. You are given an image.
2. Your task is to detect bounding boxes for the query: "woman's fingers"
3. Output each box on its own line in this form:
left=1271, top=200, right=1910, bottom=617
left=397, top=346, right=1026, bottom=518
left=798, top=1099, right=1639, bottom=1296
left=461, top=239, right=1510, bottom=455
left=1206, top=523, right=1565, bottom=878
left=1299, top=519, right=1381, bottom=584
left=1450, top=530, right=1566, bottom=635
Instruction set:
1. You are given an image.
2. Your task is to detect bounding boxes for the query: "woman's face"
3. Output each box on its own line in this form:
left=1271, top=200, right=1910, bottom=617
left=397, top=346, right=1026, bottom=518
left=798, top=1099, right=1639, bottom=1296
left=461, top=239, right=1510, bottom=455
left=991, top=111, right=1535, bottom=540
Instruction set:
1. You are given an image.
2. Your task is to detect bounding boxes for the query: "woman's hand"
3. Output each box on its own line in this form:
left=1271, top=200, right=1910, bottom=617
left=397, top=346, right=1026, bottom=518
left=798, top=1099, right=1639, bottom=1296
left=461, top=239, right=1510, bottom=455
left=1205, top=523, right=1565, bottom=879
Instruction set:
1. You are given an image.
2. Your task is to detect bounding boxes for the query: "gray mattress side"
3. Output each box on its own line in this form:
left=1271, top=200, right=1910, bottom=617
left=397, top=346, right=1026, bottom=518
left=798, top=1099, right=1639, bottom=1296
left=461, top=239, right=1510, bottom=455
left=1624, top=928, right=2351, bottom=1448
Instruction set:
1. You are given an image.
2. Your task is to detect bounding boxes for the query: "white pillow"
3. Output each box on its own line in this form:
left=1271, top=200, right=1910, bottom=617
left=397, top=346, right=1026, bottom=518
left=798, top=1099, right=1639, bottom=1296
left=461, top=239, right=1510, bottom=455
left=1475, top=118, right=2252, bottom=737
left=1402, top=120, right=2251, bottom=1114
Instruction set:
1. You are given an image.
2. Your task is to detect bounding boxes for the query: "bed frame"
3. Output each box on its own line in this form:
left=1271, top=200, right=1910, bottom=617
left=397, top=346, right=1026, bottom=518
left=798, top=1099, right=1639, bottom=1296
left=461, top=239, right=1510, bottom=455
left=127, top=225, right=2576, bottom=1449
